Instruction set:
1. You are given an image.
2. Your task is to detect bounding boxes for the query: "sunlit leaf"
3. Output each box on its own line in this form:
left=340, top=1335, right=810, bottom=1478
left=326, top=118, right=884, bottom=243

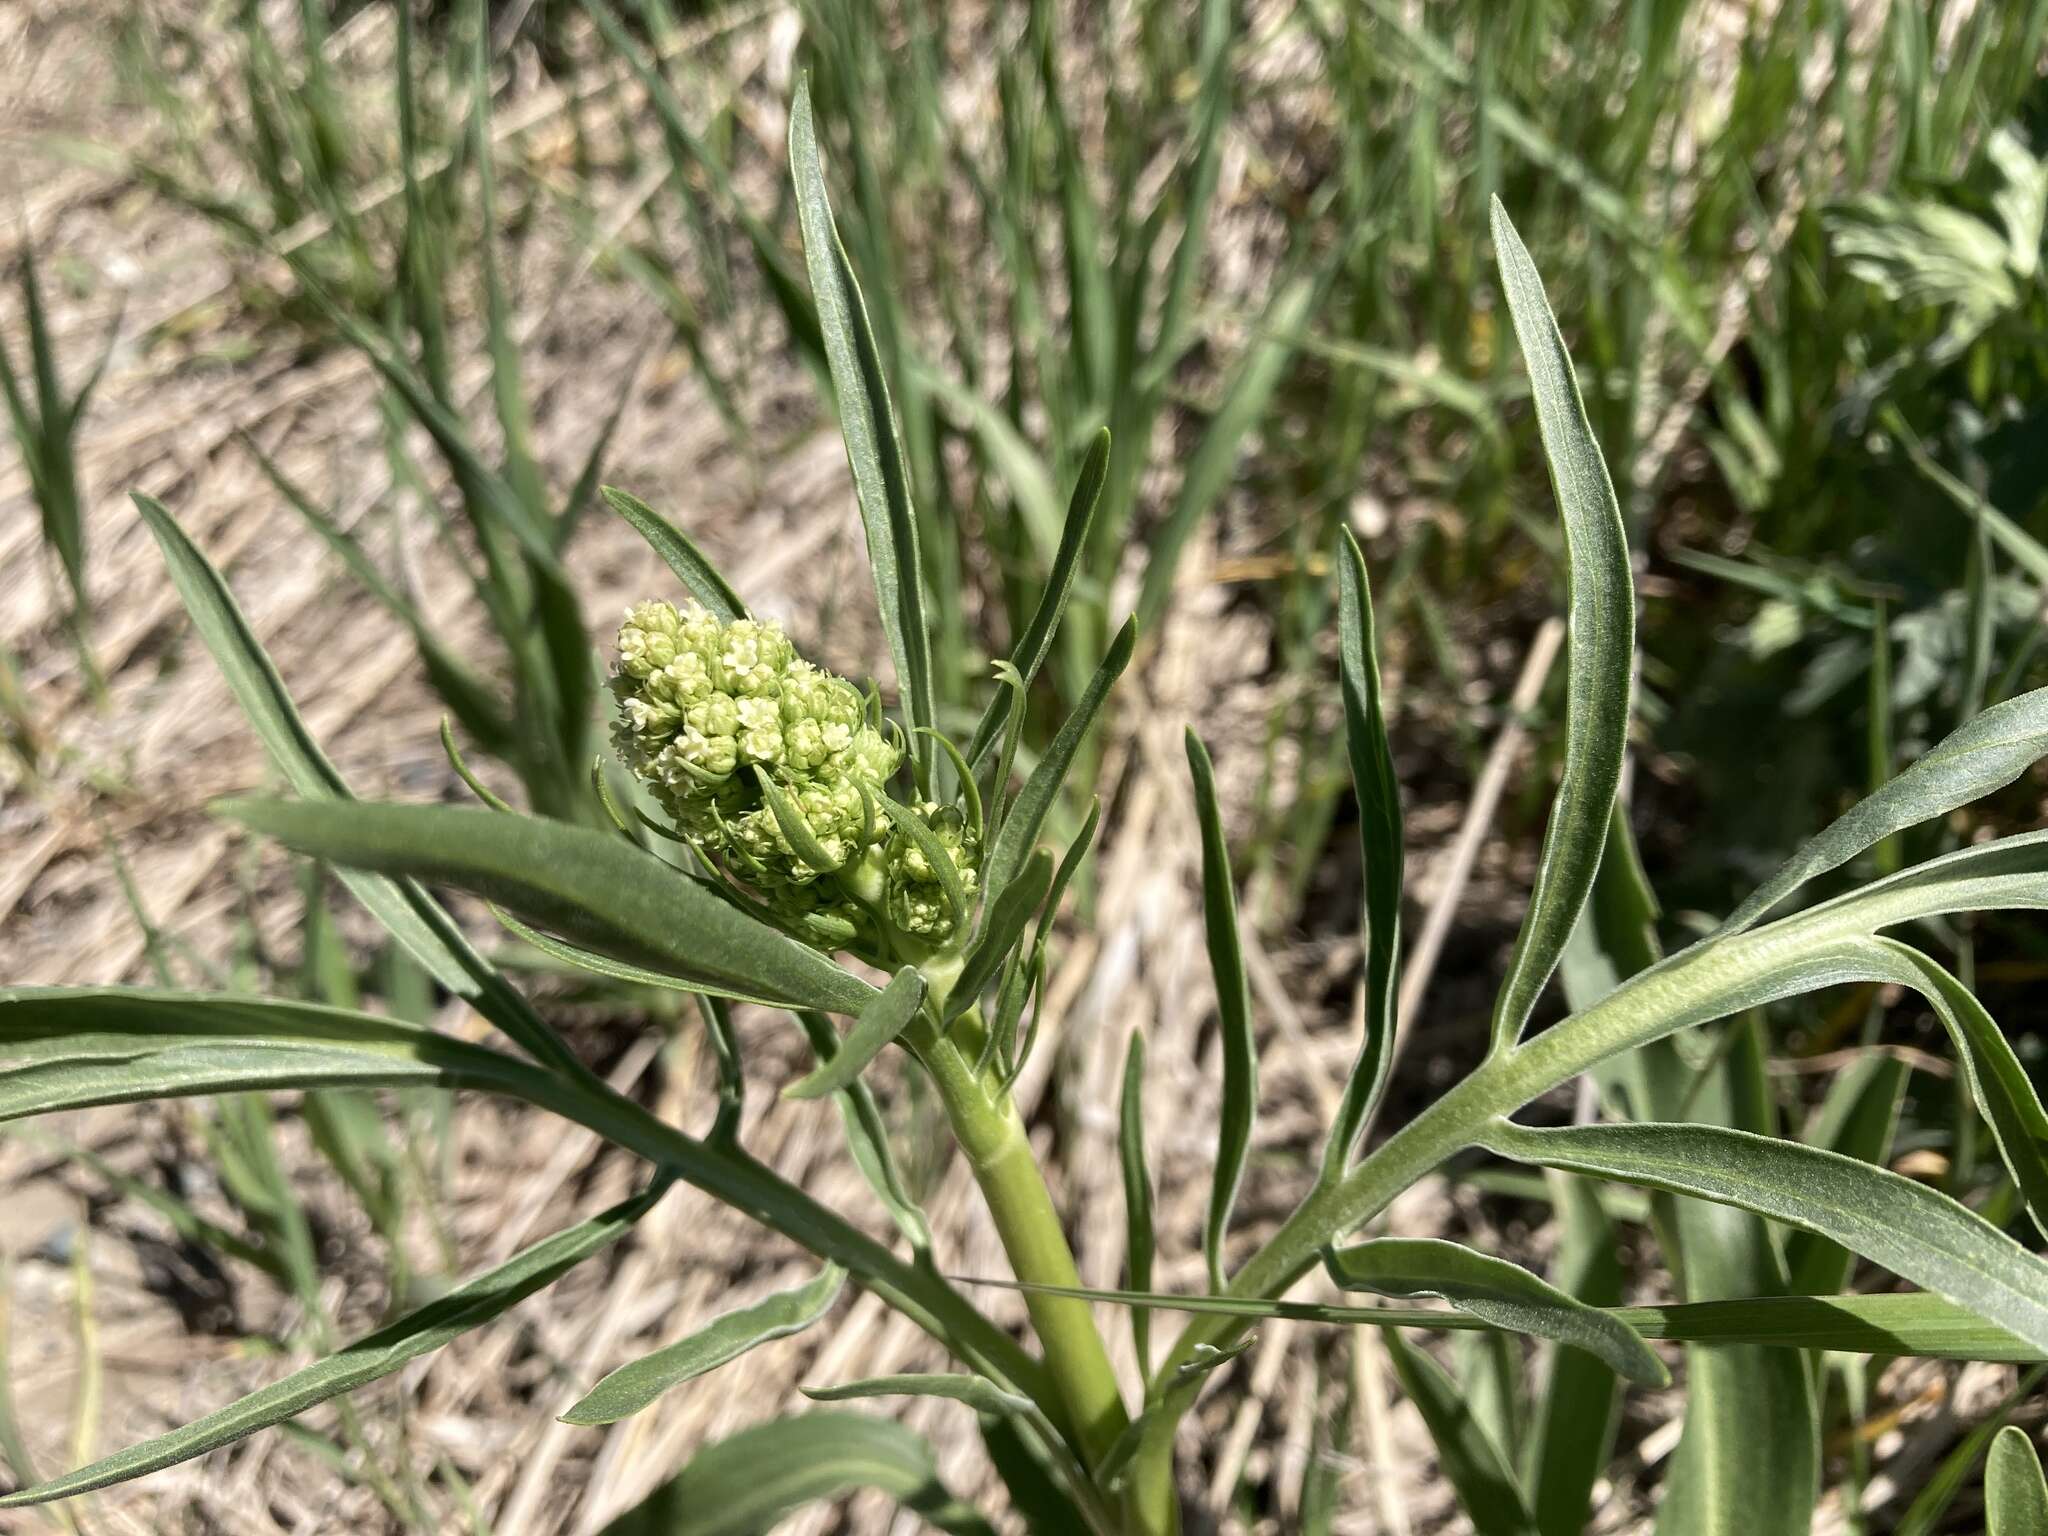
left=1324, top=1237, right=1665, bottom=1386
left=1485, top=200, right=1634, bottom=1052
left=563, top=1265, right=844, bottom=1426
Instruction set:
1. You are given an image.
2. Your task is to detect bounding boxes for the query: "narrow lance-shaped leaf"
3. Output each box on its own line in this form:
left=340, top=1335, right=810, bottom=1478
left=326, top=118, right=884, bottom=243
left=0, top=989, right=564, bottom=1126
left=1381, top=1328, right=1537, bottom=1536
left=598, top=1412, right=998, bottom=1536
left=945, top=850, right=1053, bottom=1025
left=1721, top=685, right=2048, bottom=934
left=784, top=968, right=928, bottom=1101
left=1989, top=1426, right=2048, bottom=1536
left=982, top=618, right=1134, bottom=907
left=1121, top=1029, right=1156, bottom=1372
left=1323, top=529, right=1404, bottom=1176
left=966, top=427, right=1112, bottom=769
left=562, top=1265, right=845, bottom=1426
left=1486, top=200, right=1634, bottom=1052
left=217, top=799, right=877, bottom=1017
left=802, top=1374, right=1034, bottom=1418
left=1323, top=1238, right=1666, bottom=1387
left=1134, top=275, right=1315, bottom=634
left=797, top=1010, right=932, bottom=1252
left=1478, top=1117, right=2048, bottom=1355
left=1187, top=729, right=1256, bottom=1292
left=601, top=485, right=750, bottom=624
left=0, top=1180, right=670, bottom=1507
left=491, top=907, right=790, bottom=1009
left=1876, top=939, right=2048, bottom=1242
left=788, top=78, right=936, bottom=777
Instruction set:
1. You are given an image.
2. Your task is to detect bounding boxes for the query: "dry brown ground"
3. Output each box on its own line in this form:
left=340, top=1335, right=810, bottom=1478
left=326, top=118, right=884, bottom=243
left=0, top=3, right=2023, bottom=1534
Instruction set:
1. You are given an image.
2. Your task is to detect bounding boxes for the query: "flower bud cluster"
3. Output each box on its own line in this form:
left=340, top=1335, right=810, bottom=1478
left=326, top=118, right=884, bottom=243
left=886, top=802, right=981, bottom=940
left=611, top=598, right=981, bottom=950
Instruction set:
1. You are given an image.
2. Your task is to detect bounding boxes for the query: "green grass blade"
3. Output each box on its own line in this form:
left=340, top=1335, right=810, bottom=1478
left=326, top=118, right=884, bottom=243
left=562, top=1265, right=844, bottom=1426
left=1325, top=1238, right=1664, bottom=1387
left=1186, top=728, right=1255, bottom=1292
left=1990, top=1426, right=2048, bottom=1535
left=976, top=1278, right=2048, bottom=1360
left=243, top=440, right=512, bottom=756
left=1485, top=201, right=1634, bottom=1052
left=1382, top=1328, right=1536, bottom=1536
left=1784, top=1055, right=1909, bottom=1297
left=596, top=1412, right=997, bottom=1536
left=1478, top=1118, right=2048, bottom=1356
left=0, top=1180, right=669, bottom=1506
left=1527, top=1177, right=1624, bottom=1536
left=783, top=968, right=927, bottom=1100
left=788, top=78, right=936, bottom=776
left=1134, top=276, right=1313, bottom=635
left=601, top=485, right=749, bottom=623
left=802, top=1374, right=1033, bottom=1418
left=1720, top=686, right=2048, bottom=934
left=1120, top=1028, right=1155, bottom=1372
left=215, top=799, right=876, bottom=1016
left=1323, top=529, right=1403, bottom=1175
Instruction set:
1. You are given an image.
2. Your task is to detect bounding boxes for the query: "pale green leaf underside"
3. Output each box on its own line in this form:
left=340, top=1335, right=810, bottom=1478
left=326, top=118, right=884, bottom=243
left=1989, top=1425, right=2048, bottom=1536
left=1722, top=685, right=2048, bottom=935
left=562, top=1265, right=845, bottom=1426
left=784, top=968, right=927, bottom=1100
left=1486, top=200, right=1634, bottom=1051
left=787, top=79, right=936, bottom=775
left=1478, top=1118, right=2048, bottom=1356
left=802, top=1373, right=1034, bottom=1418
left=1325, top=1236, right=1667, bottom=1386
left=0, top=988, right=560, bottom=1124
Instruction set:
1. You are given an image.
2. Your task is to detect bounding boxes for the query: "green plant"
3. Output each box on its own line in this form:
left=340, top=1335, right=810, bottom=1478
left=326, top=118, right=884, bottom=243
left=11, top=93, right=2048, bottom=1536
left=1, top=238, right=119, bottom=690
left=586, top=0, right=1311, bottom=774
left=208, top=0, right=630, bottom=826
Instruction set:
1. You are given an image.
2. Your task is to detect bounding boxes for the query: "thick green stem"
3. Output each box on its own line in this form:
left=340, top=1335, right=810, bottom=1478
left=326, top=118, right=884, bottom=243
left=913, top=1015, right=1132, bottom=1468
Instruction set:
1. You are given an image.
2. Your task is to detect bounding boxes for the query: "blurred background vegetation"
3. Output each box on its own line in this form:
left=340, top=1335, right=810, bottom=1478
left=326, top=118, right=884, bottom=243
left=4, top=0, right=2048, bottom=1529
